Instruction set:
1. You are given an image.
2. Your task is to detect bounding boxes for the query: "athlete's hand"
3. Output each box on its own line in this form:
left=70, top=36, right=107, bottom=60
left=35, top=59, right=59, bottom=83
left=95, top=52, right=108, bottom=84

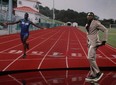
left=3, top=22, right=8, bottom=26
left=96, top=41, right=106, bottom=48
left=2, top=22, right=8, bottom=28
left=39, top=27, right=45, bottom=30
left=101, top=41, right=106, bottom=45
left=44, top=28, right=47, bottom=30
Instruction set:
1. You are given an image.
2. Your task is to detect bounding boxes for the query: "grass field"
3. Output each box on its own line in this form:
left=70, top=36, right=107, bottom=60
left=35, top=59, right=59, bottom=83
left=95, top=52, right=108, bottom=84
left=78, top=26, right=116, bottom=48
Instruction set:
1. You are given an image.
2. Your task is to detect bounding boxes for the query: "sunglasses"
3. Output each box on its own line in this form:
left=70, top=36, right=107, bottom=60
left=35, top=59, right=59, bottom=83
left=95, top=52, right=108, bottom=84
left=87, top=15, right=93, bottom=16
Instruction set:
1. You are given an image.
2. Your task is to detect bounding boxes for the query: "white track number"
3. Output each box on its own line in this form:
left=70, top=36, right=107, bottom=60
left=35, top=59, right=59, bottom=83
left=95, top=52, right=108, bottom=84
left=8, top=50, right=23, bottom=54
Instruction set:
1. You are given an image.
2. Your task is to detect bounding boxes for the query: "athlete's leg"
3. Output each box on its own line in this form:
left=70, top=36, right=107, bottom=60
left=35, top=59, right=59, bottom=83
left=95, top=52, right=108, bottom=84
left=21, top=33, right=29, bottom=58
left=87, top=44, right=96, bottom=76
left=85, top=45, right=104, bottom=82
left=88, top=46, right=100, bottom=75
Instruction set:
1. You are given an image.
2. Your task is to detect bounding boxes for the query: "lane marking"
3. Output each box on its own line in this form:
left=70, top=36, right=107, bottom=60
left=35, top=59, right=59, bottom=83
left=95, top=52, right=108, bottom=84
left=39, top=71, right=49, bottom=84
left=53, top=52, right=59, bottom=56
left=8, top=50, right=23, bottom=54
left=73, top=30, right=87, bottom=57
left=71, top=53, right=82, bottom=57
left=8, top=50, right=17, bottom=53
left=38, top=31, right=65, bottom=69
left=0, top=58, right=67, bottom=62
left=1, top=50, right=65, bottom=58
left=15, top=50, right=23, bottom=54
left=112, top=55, right=116, bottom=58
left=72, top=77, right=77, bottom=82
left=106, top=45, right=116, bottom=52
left=98, top=50, right=116, bottom=64
left=71, top=53, right=77, bottom=57
left=8, top=75, right=22, bottom=85
left=65, top=28, right=70, bottom=68
left=0, top=30, right=54, bottom=53
left=97, top=54, right=103, bottom=58
left=32, top=51, right=44, bottom=55
left=71, top=48, right=80, bottom=50
left=0, top=30, right=47, bottom=44
left=2, top=29, right=61, bottom=71
left=50, top=52, right=64, bottom=57
left=0, top=38, right=19, bottom=45
left=2, top=54, right=23, bottom=71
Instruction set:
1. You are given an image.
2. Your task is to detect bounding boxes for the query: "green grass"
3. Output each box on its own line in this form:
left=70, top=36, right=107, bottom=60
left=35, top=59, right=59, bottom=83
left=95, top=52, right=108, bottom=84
left=78, top=26, right=116, bottom=48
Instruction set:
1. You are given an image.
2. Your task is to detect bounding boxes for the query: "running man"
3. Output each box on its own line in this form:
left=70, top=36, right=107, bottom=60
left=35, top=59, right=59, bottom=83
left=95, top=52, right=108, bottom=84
left=6, top=13, right=44, bottom=58
left=85, top=12, right=108, bottom=82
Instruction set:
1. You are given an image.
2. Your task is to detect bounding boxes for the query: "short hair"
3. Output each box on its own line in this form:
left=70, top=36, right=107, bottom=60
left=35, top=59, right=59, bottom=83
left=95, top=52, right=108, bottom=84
left=25, top=12, right=29, bottom=16
left=87, top=12, right=94, bottom=16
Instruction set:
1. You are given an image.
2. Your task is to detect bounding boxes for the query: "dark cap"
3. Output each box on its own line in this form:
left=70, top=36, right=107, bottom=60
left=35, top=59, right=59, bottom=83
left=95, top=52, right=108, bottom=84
left=87, top=12, right=94, bottom=16
left=25, top=12, right=29, bottom=16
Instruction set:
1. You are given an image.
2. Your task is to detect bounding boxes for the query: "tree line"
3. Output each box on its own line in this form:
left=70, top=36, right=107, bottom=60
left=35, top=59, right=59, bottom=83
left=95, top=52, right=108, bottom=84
left=39, top=5, right=116, bottom=27
left=2, top=0, right=116, bottom=27
left=39, top=5, right=87, bottom=26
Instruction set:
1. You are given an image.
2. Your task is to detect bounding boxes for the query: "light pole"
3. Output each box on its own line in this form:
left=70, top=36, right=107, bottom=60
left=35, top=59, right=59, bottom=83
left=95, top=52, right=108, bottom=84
left=53, top=0, right=55, bottom=25
left=0, top=0, right=2, bottom=11
left=0, top=0, right=3, bottom=20
left=8, top=0, right=12, bottom=21
left=8, top=0, right=13, bottom=34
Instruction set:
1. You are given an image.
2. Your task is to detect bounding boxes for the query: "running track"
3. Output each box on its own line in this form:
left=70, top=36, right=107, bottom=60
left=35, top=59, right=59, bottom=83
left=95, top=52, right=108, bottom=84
left=0, top=70, right=115, bottom=85
left=0, top=26, right=116, bottom=72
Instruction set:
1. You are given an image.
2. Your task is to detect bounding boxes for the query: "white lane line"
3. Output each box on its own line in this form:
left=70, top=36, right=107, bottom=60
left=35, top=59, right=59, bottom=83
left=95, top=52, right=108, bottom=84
left=0, top=38, right=19, bottom=45
left=71, top=53, right=77, bottom=57
left=112, top=55, right=116, bottom=58
left=0, top=34, right=18, bottom=39
left=2, top=54, right=23, bottom=71
left=0, top=31, right=53, bottom=53
left=106, top=45, right=116, bottom=52
left=38, top=31, right=65, bottom=69
left=66, top=70, right=69, bottom=79
left=77, top=29, right=116, bottom=64
left=0, top=58, right=67, bottom=62
left=99, top=72, right=112, bottom=84
left=98, top=50, right=116, bottom=64
left=39, top=71, right=49, bottom=84
left=8, top=75, right=23, bottom=85
left=1, top=57, right=115, bottom=62
left=0, top=30, right=45, bottom=45
left=65, top=28, right=70, bottom=68
left=73, top=30, right=87, bottom=57
left=2, top=30, right=61, bottom=71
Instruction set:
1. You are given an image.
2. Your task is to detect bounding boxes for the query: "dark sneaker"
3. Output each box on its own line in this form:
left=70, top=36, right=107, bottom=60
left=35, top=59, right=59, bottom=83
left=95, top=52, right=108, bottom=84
left=26, top=43, right=29, bottom=50
left=93, top=72, right=104, bottom=82
left=85, top=75, right=95, bottom=82
left=22, top=53, right=26, bottom=58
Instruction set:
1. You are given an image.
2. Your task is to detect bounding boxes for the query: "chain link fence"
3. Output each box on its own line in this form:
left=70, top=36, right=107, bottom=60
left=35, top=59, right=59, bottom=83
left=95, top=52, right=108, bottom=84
left=0, top=2, right=63, bottom=36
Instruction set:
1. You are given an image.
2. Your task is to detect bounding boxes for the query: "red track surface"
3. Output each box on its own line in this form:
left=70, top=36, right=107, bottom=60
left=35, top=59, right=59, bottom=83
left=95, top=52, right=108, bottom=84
left=0, top=70, right=115, bottom=85
left=0, top=26, right=116, bottom=72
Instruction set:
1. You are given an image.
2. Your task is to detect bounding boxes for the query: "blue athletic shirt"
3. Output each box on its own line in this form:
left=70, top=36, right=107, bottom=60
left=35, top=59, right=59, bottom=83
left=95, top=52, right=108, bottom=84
left=20, top=19, right=31, bottom=34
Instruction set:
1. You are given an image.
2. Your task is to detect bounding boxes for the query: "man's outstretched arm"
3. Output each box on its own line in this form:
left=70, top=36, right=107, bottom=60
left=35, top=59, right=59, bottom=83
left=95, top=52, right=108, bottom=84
left=6, top=20, right=21, bottom=25
left=0, top=22, right=6, bottom=26
left=30, top=21, right=44, bottom=29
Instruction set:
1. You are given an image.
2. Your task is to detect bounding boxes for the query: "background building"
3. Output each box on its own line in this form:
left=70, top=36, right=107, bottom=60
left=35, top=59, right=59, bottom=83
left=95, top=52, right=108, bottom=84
left=14, top=6, right=40, bottom=23
left=17, top=0, right=41, bottom=11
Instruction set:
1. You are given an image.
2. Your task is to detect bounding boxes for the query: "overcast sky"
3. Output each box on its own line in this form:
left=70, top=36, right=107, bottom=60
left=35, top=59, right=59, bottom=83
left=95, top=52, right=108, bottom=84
left=40, top=0, right=116, bottom=20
